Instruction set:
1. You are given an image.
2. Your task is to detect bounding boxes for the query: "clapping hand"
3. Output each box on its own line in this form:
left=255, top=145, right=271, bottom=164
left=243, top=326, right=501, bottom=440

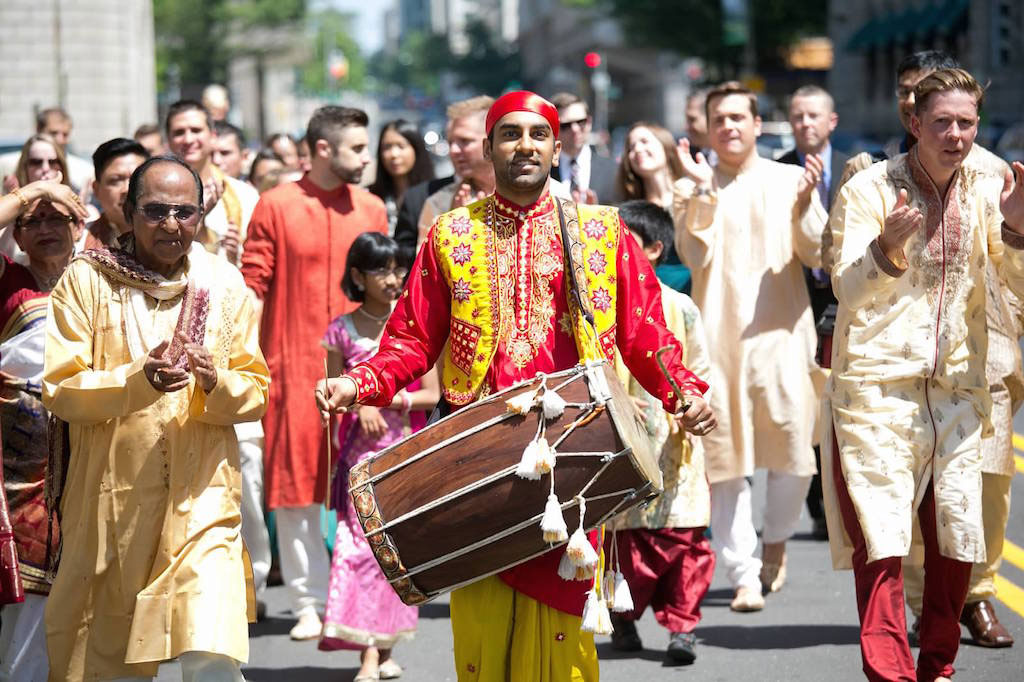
left=1001, top=162, right=1024, bottom=234
left=180, top=332, right=217, bottom=393
left=221, top=222, right=241, bottom=264
left=144, top=340, right=190, bottom=392
left=452, top=182, right=487, bottom=209
left=878, top=188, right=923, bottom=264
left=202, top=173, right=224, bottom=214
left=676, top=138, right=714, bottom=187
left=796, top=153, right=824, bottom=211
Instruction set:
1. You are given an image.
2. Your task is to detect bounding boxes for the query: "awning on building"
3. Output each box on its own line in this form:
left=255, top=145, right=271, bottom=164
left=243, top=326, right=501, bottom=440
left=846, top=0, right=969, bottom=51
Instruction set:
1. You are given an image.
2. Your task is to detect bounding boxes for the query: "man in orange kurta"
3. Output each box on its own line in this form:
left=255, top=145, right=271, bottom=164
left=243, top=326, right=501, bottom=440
left=241, top=106, right=387, bottom=640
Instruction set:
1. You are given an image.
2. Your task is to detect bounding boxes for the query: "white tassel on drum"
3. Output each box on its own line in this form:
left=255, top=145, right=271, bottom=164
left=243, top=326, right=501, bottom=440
left=505, top=388, right=538, bottom=416
left=580, top=585, right=613, bottom=635
left=515, top=439, right=542, bottom=480
left=607, top=529, right=634, bottom=612
left=540, top=386, right=567, bottom=419
left=540, top=493, right=568, bottom=544
left=564, top=496, right=599, bottom=568
left=612, top=570, right=634, bottom=612
left=534, top=436, right=555, bottom=475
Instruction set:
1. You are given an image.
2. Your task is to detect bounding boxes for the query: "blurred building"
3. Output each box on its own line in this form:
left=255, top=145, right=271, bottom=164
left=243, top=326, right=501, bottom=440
left=517, top=0, right=695, bottom=138
left=399, top=0, right=518, bottom=53
left=830, top=0, right=1023, bottom=139
left=0, top=0, right=157, bottom=154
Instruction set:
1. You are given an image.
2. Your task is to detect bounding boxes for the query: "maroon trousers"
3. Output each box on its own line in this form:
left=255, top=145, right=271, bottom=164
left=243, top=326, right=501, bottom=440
left=832, top=440, right=971, bottom=681
left=607, top=527, right=715, bottom=634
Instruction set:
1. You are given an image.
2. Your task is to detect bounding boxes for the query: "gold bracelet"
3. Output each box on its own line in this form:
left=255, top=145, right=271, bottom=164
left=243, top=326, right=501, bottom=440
left=11, top=187, right=29, bottom=211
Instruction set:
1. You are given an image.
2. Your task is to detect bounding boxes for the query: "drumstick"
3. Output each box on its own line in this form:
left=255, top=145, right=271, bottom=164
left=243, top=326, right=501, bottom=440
left=325, top=357, right=331, bottom=508
left=655, top=345, right=692, bottom=413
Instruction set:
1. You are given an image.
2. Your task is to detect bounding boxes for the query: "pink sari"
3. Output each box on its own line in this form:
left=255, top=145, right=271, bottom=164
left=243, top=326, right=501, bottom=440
left=319, top=314, right=425, bottom=651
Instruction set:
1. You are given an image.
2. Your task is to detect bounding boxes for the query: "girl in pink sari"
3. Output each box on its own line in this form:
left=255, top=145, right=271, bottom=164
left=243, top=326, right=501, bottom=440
left=319, top=233, right=438, bottom=681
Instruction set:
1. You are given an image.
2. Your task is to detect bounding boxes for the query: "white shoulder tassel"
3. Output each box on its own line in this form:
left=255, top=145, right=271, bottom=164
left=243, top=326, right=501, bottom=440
left=580, top=587, right=613, bottom=635
left=557, top=548, right=597, bottom=581
left=540, top=493, right=568, bottom=544
left=534, top=437, right=555, bottom=475
left=612, top=571, right=634, bottom=613
left=541, top=388, right=567, bottom=419
left=515, top=439, right=542, bottom=480
left=505, top=389, right=537, bottom=415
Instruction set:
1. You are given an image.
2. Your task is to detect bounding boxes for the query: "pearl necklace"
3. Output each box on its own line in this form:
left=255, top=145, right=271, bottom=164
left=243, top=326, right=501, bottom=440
left=357, top=306, right=390, bottom=323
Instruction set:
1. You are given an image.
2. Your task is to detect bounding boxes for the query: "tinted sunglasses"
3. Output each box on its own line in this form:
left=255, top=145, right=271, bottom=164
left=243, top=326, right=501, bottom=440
left=136, top=202, right=201, bottom=226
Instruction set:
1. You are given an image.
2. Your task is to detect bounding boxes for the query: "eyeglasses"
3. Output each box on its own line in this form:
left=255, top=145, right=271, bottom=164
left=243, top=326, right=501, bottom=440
left=19, top=215, right=74, bottom=230
left=363, top=266, right=409, bottom=279
left=27, top=157, right=58, bottom=169
left=136, top=202, right=201, bottom=226
left=559, top=118, right=588, bottom=131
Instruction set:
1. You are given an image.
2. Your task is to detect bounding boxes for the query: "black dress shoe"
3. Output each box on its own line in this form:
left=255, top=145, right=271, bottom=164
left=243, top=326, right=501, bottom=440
left=610, top=615, right=642, bottom=651
left=811, top=517, right=829, bottom=541
left=667, top=631, right=697, bottom=664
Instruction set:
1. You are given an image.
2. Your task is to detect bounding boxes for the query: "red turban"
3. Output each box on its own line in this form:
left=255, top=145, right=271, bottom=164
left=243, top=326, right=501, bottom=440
left=485, top=91, right=560, bottom=140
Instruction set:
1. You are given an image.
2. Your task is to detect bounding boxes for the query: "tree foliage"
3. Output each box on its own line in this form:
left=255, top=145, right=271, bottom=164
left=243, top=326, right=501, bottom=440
left=154, top=0, right=306, bottom=92
left=564, top=0, right=826, bottom=76
left=367, top=18, right=521, bottom=98
left=297, top=9, right=367, bottom=95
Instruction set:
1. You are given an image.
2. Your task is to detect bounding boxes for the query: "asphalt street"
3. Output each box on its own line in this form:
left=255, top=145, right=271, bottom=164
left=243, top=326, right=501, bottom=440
left=151, top=462, right=1024, bottom=681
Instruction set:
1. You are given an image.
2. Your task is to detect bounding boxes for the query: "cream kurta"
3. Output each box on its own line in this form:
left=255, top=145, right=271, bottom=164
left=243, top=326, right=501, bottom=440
left=613, top=284, right=712, bottom=530
left=823, top=148, right=1024, bottom=569
left=673, top=157, right=827, bottom=483
left=41, top=249, right=269, bottom=681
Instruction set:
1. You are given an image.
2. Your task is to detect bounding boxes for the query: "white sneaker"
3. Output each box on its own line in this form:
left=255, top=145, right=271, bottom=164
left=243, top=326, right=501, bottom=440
left=289, top=611, right=323, bottom=640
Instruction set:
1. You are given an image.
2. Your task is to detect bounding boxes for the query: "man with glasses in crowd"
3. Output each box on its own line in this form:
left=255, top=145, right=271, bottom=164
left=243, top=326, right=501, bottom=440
left=42, top=155, right=269, bottom=681
left=549, top=92, right=619, bottom=203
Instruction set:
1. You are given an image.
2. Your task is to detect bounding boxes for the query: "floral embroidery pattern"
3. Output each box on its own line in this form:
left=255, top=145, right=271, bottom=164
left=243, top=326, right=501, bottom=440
left=587, top=250, right=607, bottom=275
left=450, top=215, right=472, bottom=236
left=591, top=287, right=612, bottom=312
left=582, top=218, right=606, bottom=240
left=452, top=242, right=473, bottom=265
left=453, top=278, right=472, bottom=302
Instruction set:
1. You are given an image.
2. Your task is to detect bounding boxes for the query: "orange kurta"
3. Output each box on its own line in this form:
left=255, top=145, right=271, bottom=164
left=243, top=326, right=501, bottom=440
left=241, top=176, right=387, bottom=509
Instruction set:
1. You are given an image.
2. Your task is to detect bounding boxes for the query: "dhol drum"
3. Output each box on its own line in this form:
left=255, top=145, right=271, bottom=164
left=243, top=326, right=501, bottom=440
left=348, top=360, right=662, bottom=605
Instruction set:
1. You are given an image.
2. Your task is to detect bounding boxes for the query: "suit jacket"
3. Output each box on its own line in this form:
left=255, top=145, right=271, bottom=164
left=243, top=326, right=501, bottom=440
left=393, top=175, right=454, bottom=257
left=777, top=146, right=848, bottom=336
left=551, top=145, right=620, bottom=204
left=777, top=146, right=850, bottom=210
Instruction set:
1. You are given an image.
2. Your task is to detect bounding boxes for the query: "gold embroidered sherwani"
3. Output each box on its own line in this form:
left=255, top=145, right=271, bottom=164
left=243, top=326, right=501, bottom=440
left=673, top=157, right=828, bottom=484
left=41, top=246, right=269, bottom=681
left=823, top=147, right=1024, bottom=569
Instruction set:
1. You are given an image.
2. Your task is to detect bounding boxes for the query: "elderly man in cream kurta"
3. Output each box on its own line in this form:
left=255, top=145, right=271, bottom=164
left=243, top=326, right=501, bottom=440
left=672, top=83, right=827, bottom=612
left=823, top=69, right=1024, bottom=681
left=41, top=157, right=269, bottom=682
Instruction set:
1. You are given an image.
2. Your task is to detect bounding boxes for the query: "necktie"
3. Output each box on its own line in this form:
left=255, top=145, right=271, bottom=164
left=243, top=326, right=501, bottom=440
left=570, top=158, right=580, bottom=194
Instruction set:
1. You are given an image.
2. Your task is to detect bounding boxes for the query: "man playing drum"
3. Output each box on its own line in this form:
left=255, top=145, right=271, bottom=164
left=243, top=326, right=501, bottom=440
left=317, top=91, right=715, bottom=681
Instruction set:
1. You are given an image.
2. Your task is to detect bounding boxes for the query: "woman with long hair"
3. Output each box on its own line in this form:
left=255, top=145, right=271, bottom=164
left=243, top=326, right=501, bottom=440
left=616, top=122, right=691, bottom=293
left=367, top=120, right=434, bottom=236
left=2, top=134, right=75, bottom=264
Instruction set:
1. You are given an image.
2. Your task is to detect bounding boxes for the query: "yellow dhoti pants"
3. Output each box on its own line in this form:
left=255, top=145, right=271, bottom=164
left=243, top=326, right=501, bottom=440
left=449, top=576, right=599, bottom=682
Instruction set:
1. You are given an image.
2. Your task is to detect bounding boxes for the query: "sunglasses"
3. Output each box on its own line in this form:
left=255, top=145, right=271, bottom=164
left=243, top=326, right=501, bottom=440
left=559, top=118, right=588, bottom=130
left=136, top=202, right=201, bottom=226
left=27, top=157, right=58, bottom=168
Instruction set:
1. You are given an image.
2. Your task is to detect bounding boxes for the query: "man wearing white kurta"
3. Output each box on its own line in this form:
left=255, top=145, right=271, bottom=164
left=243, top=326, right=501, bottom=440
left=672, top=82, right=827, bottom=612
left=824, top=68, right=1024, bottom=681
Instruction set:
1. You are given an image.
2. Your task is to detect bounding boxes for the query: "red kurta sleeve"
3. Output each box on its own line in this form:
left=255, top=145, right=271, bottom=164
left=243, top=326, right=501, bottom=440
left=615, top=219, right=708, bottom=412
left=239, top=195, right=277, bottom=300
left=347, top=225, right=452, bottom=406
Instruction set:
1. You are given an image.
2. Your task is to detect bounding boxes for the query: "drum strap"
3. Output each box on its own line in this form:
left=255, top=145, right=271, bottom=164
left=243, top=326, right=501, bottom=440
left=555, top=199, right=597, bottom=332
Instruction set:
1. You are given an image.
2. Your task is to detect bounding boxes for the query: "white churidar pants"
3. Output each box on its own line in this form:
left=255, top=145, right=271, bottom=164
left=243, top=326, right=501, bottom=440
left=275, top=504, right=329, bottom=616
left=711, top=472, right=811, bottom=590
left=237, top=434, right=271, bottom=595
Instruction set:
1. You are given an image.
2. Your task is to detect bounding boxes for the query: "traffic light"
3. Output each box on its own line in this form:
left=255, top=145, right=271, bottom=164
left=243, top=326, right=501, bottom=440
left=584, top=52, right=602, bottom=69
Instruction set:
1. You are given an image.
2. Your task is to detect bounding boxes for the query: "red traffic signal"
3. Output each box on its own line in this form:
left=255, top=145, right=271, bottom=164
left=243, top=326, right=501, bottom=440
left=584, top=52, right=602, bottom=69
